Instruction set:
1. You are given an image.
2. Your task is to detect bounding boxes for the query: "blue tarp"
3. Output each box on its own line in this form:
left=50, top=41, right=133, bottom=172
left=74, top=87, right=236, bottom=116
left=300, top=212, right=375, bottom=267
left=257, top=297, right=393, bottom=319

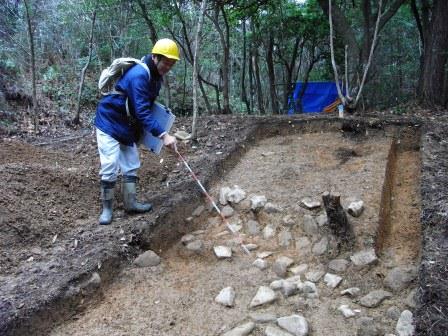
left=288, top=81, right=341, bottom=114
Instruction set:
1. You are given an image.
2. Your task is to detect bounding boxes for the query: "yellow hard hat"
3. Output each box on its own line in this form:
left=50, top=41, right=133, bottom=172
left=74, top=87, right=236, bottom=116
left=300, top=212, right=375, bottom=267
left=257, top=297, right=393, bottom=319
left=152, top=38, right=180, bottom=61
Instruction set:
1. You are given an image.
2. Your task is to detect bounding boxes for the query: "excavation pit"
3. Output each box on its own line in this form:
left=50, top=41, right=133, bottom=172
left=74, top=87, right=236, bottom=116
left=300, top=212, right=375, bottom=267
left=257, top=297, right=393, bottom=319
left=41, top=119, right=422, bottom=336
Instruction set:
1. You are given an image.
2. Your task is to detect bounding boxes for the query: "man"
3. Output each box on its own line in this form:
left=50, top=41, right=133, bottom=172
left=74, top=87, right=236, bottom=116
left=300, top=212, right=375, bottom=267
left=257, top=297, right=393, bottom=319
left=95, top=38, right=179, bottom=225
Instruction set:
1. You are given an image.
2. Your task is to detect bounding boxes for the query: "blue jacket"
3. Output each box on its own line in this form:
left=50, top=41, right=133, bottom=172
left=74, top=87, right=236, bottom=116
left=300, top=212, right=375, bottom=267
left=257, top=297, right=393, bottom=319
left=95, top=55, right=165, bottom=146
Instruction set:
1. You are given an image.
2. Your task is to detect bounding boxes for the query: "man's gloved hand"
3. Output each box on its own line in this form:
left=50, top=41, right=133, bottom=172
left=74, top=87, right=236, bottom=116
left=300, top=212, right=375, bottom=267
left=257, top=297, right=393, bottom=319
left=161, top=133, right=177, bottom=150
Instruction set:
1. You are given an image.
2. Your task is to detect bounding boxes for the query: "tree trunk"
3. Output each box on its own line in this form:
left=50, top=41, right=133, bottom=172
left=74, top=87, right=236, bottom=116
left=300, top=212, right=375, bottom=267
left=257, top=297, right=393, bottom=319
left=420, top=0, right=448, bottom=107
left=241, top=20, right=250, bottom=114
left=266, top=31, right=279, bottom=114
left=23, top=0, right=38, bottom=133
left=322, top=191, right=354, bottom=247
left=191, top=0, right=207, bottom=140
left=73, top=9, right=96, bottom=125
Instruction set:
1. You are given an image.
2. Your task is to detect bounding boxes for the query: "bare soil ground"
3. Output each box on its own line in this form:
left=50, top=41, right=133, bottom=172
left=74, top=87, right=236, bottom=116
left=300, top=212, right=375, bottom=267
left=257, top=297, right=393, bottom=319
left=0, top=112, right=447, bottom=336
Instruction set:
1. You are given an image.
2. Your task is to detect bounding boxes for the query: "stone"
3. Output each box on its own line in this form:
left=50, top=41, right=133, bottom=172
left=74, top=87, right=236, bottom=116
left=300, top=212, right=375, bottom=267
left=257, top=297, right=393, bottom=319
left=277, top=314, right=309, bottom=336
left=359, top=290, right=393, bottom=308
left=257, top=251, right=274, bottom=259
left=348, top=200, right=364, bottom=217
left=405, top=288, right=417, bottom=308
left=300, top=198, right=321, bottom=210
left=245, top=219, right=260, bottom=236
left=328, top=259, right=349, bottom=273
left=265, top=202, right=282, bottom=214
left=219, top=187, right=231, bottom=205
left=215, top=287, right=235, bottom=307
left=273, top=256, right=294, bottom=278
left=386, top=306, right=401, bottom=320
left=270, top=280, right=284, bottom=290
left=251, top=195, right=267, bottom=210
left=253, top=258, right=269, bottom=270
left=263, top=224, right=276, bottom=239
left=350, top=249, right=378, bottom=267
left=312, top=236, right=328, bottom=256
left=223, top=322, right=255, bottom=336
left=302, top=215, right=319, bottom=235
left=296, top=237, right=311, bottom=252
left=357, top=317, right=380, bottom=336
left=221, top=205, right=235, bottom=218
left=133, top=250, right=161, bottom=267
left=396, top=310, right=415, bottom=336
left=300, top=281, right=318, bottom=298
left=305, top=265, right=325, bottom=282
left=315, top=213, right=328, bottom=226
left=250, top=286, right=277, bottom=308
left=174, top=130, right=191, bottom=140
left=281, top=281, right=299, bottom=297
left=186, top=240, right=204, bottom=253
left=227, top=185, right=247, bottom=204
left=384, top=266, right=418, bottom=293
left=82, top=272, right=101, bottom=291
left=244, top=243, right=258, bottom=251
left=213, top=246, right=232, bottom=259
left=180, top=234, right=195, bottom=245
left=340, top=287, right=361, bottom=297
left=324, top=273, right=343, bottom=289
left=338, top=304, right=360, bottom=318
left=290, top=264, right=308, bottom=275
left=278, top=229, right=293, bottom=247
left=265, top=325, right=294, bottom=336
left=282, top=215, right=296, bottom=227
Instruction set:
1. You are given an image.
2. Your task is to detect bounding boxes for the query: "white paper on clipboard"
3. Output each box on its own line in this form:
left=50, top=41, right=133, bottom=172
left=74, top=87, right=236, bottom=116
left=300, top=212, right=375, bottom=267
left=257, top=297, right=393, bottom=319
left=141, top=102, right=175, bottom=154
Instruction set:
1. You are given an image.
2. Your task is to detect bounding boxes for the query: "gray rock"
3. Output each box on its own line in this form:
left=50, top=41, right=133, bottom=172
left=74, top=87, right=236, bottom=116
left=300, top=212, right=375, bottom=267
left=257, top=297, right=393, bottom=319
left=133, top=250, right=161, bottom=267
left=282, top=215, right=296, bottom=227
left=281, top=281, right=299, bottom=297
left=340, top=287, right=361, bottom=297
left=270, top=279, right=284, bottom=290
left=250, top=286, right=277, bottom=308
left=180, top=234, right=195, bottom=245
left=244, top=243, right=258, bottom=251
left=396, top=310, right=415, bottom=336
left=386, top=306, right=401, bottom=320
left=357, top=317, right=380, bottom=336
left=214, top=246, right=232, bottom=259
left=263, top=224, right=276, bottom=239
left=338, top=304, right=360, bottom=318
left=265, top=325, right=294, bottom=336
left=251, top=195, right=267, bottom=210
left=257, top=251, right=274, bottom=259
left=82, top=272, right=101, bottom=291
left=303, top=215, right=319, bottom=235
left=305, top=265, right=325, bottom=282
left=300, top=281, right=318, bottom=298
left=312, top=236, right=328, bottom=256
left=277, top=314, right=309, bottom=336
left=278, top=229, right=293, bottom=248
left=328, top=259, right=349, bottom=273
left=348, top=200, right=364, bottom=217
left=264, top=202, right=282, bottom=214
left=245, top=219, right=261, bottom=236
left=186, top=240, right=204, bottom=252
left=253, top=258, right=269, bottom=270
left=223, top=322, right=255, bottom=336
left=315, top=213, right=328, bottom=226
left=221, top=205, right=235, bottom=217
left=405, top=289, right=417, bottom=308
left=215, top=287, right=235, bottom=307
left=384, top=266, right=418, bottom=293
left=296, top=237, right=311, bottom=255
left=324, top=273, right=343, bottom=289
left=219, top=187, right=231, bottom=205
left=273, top=256, right=294, bottom=278
left=350, top=249, right=378, bottom=267
left=359, top=290, right=393, bottom=308
left=300, top=198, right=321, bottom=210
left=227, top=185, right=247, bottom=204
left=290, top=264, right=308, bottom=275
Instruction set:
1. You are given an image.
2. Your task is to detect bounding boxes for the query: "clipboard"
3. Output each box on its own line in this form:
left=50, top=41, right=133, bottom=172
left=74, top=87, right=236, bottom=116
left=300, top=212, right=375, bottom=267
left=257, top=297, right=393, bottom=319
left=141, top=102, right=175, bottom=154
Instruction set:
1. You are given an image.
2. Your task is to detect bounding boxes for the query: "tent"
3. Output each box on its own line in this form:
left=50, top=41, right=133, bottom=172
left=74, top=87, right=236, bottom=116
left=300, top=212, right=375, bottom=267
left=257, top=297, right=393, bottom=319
left=288, top=81, right=342, bottom=114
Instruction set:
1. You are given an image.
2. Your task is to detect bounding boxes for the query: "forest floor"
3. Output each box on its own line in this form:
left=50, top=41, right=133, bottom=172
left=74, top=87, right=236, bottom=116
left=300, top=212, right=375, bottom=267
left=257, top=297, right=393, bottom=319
left=0, top=109, right=447, bottom=336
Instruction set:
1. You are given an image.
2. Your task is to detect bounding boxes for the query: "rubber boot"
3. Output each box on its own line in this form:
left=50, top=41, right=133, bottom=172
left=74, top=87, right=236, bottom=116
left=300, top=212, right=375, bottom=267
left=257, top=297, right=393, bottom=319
left=122, top=175, right=152, bottom=213
left=99, top=180, right=115, bottom=225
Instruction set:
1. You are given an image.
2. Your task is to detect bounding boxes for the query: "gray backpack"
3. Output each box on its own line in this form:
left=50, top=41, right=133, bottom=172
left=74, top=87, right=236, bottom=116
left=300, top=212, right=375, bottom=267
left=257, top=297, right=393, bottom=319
left=98, top=57, right=150, bottom=96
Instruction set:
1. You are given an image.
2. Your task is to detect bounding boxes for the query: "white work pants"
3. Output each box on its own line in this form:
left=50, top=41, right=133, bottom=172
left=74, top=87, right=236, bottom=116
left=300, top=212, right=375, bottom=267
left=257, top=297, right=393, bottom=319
left=96, top=128, right=140, bottom=182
